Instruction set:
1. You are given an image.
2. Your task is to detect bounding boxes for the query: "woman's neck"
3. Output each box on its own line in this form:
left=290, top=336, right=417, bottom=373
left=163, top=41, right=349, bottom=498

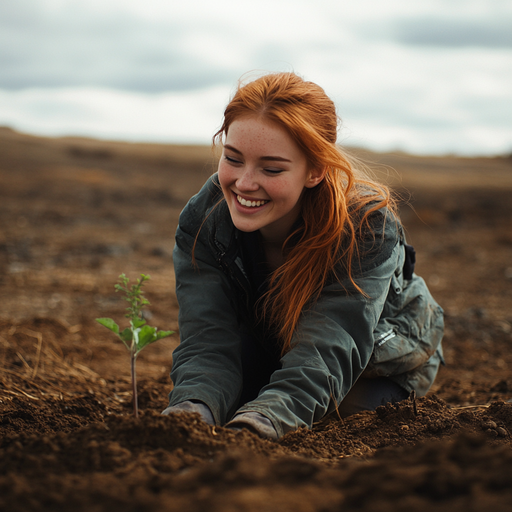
left=262, top=236, right=285, bottom=272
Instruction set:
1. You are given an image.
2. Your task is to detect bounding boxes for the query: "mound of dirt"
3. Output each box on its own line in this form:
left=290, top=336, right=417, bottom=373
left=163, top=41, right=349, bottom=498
left=1, top=400, right=512, bottom=512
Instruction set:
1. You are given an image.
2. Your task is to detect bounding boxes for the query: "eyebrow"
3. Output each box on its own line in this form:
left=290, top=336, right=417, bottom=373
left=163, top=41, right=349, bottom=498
left=223, top=144, right=292, bottom=163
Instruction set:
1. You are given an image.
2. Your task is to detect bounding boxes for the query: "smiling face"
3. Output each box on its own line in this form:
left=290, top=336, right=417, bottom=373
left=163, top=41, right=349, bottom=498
left=218, top=115, right=323, bottom=245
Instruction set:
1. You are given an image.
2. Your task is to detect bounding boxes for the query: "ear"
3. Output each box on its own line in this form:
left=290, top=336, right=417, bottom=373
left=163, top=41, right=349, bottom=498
left=305, top=167, right=325, bottom=189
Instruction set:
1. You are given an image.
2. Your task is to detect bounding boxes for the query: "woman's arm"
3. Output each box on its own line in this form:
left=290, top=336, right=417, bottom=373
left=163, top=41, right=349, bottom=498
left=167, top=181, right=244, bottom=425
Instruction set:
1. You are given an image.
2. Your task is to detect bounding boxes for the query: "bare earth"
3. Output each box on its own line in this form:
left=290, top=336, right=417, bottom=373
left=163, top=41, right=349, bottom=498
left=1, top=126, right=512, bottom=511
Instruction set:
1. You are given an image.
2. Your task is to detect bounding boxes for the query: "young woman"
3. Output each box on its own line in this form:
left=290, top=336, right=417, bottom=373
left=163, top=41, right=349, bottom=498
left=162, top=72, right=444, bottom=439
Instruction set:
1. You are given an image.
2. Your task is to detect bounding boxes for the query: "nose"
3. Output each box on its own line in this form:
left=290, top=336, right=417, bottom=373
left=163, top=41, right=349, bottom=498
left=236, top=168, right=259, bottom=192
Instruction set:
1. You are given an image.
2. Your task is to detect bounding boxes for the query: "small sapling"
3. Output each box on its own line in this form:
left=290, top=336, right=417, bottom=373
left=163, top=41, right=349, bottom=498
left=96, top=273, right=173, bottom=418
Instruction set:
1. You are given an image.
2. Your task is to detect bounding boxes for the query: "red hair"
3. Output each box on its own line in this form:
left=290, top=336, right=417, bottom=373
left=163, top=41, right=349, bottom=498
left=213, top=72, right=393, bottom=354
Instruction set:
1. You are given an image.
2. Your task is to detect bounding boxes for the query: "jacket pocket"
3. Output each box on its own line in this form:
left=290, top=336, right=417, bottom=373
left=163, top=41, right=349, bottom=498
left=363, top=275, right=444, bottom=378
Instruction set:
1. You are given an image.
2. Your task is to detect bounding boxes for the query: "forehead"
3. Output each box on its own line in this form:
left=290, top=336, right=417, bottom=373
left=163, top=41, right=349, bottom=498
left=225, top=116, right=303, bottom=158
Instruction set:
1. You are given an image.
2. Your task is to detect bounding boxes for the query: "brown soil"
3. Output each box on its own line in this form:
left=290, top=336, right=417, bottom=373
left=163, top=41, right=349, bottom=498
left=1, top=126, right=512, bottom=511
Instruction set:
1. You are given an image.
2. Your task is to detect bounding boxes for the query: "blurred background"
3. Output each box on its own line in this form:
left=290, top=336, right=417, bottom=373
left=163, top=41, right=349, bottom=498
left=1, top=0, right=511, bottom=156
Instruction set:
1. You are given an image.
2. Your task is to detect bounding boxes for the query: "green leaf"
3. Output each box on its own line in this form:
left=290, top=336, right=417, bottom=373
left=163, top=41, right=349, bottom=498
left=155, top=330, right=174, bottom=341
left=131, top=317, right=146, bottom=329
left=96, top=318, right=119, bottom=334
left=138, top=325, right=156, bottom=345
left=132, top=327, right=140, bottom=346
left=136, top=325, right=157, bottom=351
left=119, top=328, right=133, bottom=342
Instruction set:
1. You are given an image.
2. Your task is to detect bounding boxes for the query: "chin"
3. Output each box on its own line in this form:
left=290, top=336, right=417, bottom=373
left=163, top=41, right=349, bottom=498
left=232, top=220, right=260, bottom=233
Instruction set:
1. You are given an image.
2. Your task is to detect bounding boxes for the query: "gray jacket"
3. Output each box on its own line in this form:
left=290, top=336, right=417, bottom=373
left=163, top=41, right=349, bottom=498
left=168, top=174, right=444, bottom=437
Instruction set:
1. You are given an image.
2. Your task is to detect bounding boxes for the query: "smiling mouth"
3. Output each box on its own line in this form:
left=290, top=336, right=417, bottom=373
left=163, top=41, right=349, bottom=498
left=236, top=194, right=269, bottom=208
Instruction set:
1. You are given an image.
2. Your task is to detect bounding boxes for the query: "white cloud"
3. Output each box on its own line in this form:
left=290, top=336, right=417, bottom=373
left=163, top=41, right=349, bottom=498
left=0, top=0, right=511, bottom=155
left=0, top=86, right=230, bottom=143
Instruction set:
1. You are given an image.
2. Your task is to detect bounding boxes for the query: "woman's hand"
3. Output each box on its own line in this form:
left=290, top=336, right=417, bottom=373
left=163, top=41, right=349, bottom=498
left=226, top=412, right=278, bottom=440
left=162, top=400, right=215, bottom=425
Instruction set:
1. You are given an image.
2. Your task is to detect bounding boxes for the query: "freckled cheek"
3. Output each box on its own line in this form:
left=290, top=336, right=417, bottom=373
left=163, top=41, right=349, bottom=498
left=268, top=180, right=302, bottom=204
left=218, top=163, right=234, bottom=190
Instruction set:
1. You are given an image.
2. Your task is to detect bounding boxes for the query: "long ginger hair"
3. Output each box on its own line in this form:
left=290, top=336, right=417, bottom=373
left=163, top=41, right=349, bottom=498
left=213, top=72, right=394, bottom=354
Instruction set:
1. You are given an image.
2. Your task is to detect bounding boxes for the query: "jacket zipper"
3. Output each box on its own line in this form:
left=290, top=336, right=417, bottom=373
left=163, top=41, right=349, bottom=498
left=216, top=249, right=252, bottom=311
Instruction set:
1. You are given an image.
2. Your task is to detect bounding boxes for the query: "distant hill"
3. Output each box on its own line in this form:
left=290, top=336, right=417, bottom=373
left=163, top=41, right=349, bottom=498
left=1, top=126, right=511, bottom=226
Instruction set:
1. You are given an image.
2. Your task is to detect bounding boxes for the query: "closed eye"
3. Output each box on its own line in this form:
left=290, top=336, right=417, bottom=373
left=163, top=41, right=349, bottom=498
left=264, top=168, right=283, bottom=174
left=224, top=155, right=242, bottom=165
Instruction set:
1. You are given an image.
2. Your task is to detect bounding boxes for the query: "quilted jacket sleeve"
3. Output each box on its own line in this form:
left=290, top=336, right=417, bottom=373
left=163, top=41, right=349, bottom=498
left=168, top=179, right=244, bottom=425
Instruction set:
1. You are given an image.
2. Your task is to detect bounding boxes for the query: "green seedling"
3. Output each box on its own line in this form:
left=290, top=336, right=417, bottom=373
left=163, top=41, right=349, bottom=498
left=96, top=273, right=173, bottom=418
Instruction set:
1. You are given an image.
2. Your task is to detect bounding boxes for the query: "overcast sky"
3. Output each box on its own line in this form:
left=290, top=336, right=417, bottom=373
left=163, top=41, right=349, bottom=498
left=1, top=0, right=511, bottom=155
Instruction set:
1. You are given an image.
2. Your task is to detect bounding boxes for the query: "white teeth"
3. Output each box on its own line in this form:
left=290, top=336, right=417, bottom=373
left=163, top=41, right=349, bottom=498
left=237, top=195, right=268, bottom=208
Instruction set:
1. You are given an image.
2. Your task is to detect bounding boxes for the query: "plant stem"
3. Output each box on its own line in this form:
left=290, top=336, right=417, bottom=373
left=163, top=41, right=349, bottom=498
left=131, top=350, right=138, bottom=418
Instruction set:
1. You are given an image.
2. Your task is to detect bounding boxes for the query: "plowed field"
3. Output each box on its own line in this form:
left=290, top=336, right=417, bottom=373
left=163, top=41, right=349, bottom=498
left=1, top=127, right=512, bottom=511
